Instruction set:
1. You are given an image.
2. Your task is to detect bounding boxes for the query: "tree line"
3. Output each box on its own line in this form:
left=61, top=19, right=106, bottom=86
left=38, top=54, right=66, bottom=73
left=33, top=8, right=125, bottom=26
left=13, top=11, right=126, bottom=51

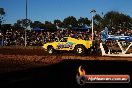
left=0, top=8, right=132, bottom=32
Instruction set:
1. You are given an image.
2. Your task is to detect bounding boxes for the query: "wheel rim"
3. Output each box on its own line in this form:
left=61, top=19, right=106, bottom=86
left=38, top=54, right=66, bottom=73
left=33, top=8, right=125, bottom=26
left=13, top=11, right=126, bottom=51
left=49, top=48, right=53, bottom=53
left=77, top=48, right=83, bottom=53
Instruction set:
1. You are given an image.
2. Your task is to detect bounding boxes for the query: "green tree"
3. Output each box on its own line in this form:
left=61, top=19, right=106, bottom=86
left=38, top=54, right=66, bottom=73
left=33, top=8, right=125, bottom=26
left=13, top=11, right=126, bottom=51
left=54, top=19, right=62, bottom=28
left=93, top=14, right=103, bottom=31
left=30, top=21, right=45, bottom=29
left=103, top=11, right=132, bottom=30
left=0, top=8, right=5, bottom=25
left=44, top=21, right=56, bottom=30
left=78, top=17, right=91, bottom=26
left=63, top=16, right=78, bottom=28
left=15, top=19, right=32, bottom=28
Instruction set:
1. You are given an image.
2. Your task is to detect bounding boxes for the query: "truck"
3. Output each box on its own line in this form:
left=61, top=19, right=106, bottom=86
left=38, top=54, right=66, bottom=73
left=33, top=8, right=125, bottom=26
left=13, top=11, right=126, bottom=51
left=42, top=37, right=93, bottom=55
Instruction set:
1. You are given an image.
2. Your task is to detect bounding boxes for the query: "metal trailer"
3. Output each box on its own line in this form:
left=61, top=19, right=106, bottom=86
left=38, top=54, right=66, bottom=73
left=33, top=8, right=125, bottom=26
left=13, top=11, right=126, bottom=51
left=100, top=27, right=132, bottom=57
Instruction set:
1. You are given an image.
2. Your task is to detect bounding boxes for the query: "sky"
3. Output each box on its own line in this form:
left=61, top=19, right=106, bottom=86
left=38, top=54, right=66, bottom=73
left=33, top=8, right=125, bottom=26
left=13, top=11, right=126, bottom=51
left=0, top=0, right=132, bottom=24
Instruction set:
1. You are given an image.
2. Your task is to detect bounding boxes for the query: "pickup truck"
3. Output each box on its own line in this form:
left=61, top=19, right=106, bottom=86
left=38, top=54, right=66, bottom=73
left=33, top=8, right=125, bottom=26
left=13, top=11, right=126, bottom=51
left=42, top=37, right=93, bottom=55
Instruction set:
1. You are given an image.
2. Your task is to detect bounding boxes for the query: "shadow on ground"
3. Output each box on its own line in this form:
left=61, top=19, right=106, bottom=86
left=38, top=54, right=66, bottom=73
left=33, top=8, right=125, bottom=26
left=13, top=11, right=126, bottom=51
left=0, top=60, right=132, bottom=88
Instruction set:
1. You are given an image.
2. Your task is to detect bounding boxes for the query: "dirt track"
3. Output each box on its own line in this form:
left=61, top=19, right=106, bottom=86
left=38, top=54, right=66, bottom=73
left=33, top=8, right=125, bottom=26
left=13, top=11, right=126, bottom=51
left=0, top=46, right=132, bottom=59
left=0, top=46, right=132, bottom=73
left=0, top=47, right=132, bottom=88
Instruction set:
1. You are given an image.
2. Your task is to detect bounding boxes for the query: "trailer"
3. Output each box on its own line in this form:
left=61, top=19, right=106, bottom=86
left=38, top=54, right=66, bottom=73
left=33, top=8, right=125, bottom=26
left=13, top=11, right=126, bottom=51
left=100, top=27, right=132, bottom=57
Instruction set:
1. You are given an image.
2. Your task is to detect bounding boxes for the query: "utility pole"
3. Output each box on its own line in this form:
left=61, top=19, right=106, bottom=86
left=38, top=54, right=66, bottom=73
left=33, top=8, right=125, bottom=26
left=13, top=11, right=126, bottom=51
left=90, top=9, right=96, bottom=41
left=25, top=0, right=27, bottom=46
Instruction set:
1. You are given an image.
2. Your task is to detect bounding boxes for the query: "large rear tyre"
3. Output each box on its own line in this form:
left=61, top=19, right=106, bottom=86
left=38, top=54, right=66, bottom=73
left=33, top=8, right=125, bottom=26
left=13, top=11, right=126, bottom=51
left=74, top=45, right=86, bottom=55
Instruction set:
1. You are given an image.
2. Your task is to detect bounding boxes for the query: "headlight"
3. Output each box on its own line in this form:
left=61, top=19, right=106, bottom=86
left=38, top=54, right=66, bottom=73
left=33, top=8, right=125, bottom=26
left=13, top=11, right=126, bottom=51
left=42, top=45, right=45, bottom=48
